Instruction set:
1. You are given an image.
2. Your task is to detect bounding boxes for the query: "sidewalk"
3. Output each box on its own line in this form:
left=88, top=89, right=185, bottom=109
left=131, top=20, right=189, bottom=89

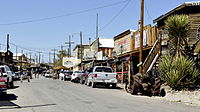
left=117, top=83, right=200, bottom=106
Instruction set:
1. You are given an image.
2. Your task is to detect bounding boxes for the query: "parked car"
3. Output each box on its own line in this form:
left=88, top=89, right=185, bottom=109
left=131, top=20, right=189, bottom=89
left=0, top=70, right=7, bottom=96
left=0, top=76, right=7, bottom=96
left=44, top=72, right=51, bottom=78
left=87, top=66, right=118, bottom=88
left=71, top=71, right=83, bottom=83
left=13, top=72, right=20, bottom=80
left=63, top=71, right=73, bottom=81
left=0, top=65, right=14, bottom=88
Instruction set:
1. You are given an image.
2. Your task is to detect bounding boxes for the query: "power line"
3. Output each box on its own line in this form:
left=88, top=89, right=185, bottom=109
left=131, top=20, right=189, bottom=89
left=9, top=42, right=50, bottom=54
left=84, top=0, right=131, bottom=37
left=0, top=0, right=130, bottom=26
left=145, top=2, right=153, bottom=22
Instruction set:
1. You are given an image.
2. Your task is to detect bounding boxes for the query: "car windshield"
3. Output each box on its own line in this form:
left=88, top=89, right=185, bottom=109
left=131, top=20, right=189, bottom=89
left=74, top=71, right=82, bottom=73
left=95, top=67, right=112, bottom=73
left=64, top=72, right=73, bottom=74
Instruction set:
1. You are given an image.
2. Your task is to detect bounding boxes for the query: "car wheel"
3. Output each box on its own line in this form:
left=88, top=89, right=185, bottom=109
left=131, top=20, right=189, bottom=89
left=79, top=79, right=83, bottom=84
left=112, top=83, right=117, bottom=88
left=1, top=92, right=7, bottom=98
left=9, top=81, right=14, bottom=88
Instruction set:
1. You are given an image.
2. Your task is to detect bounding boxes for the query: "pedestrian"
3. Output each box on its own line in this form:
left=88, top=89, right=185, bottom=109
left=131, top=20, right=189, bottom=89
left=27, top=71, right=31, bottom=82
left=34, top=72, right=37, bottom=78
left=20, top=72, right=23, bottom=83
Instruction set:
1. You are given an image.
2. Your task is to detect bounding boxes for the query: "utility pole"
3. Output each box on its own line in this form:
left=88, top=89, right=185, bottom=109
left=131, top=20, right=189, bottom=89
left=21, top=50, right=23, bottom=69
left=15, top=46, right=18, bottom=60
left=65, top=35, right=74, bottom=57
left=6, top=34, right=9, bottom=52
left=69, top=36, right=71, bottom=57
left=51, top=49, right=56, bottom=67
left=49, top=52, right=51, bottom=65
left=139, top=0, right=144, bottom=73
left=80, top=32, right=83, bottom=71
left=35, top=53, right=37, bottom=64
left=41, top=55, right=44, bottom=63
left=29, top=52, right=32, bottom=64
left=96, top=13, right=99, bottom=39
left=89, top=37, right=91, bottom=51
left=38, top=52, right=41, bottom=64
left=6, top=34, right=10, bottom=65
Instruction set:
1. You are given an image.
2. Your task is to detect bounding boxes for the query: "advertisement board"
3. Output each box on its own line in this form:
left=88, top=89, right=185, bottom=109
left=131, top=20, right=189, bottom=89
left=62, top=57, right=76, bottom=68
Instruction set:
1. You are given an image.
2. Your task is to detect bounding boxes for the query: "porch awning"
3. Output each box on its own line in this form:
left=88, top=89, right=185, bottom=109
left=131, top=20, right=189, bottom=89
left=53, top=66, right=69, bottom=70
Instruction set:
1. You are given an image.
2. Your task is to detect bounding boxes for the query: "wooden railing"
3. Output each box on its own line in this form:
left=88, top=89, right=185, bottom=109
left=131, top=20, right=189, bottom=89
left=143, top=40, right=160, bottom=73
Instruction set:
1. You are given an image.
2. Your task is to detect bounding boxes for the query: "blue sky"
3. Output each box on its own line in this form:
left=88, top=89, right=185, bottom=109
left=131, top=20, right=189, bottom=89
left=0, top=0, right=199, bottom=62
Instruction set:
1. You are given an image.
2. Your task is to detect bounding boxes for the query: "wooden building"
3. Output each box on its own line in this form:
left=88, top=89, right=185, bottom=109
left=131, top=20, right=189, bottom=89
left=112, top=25, right=158, bottom=84
left=0, top=50, right=13, bottom=65
left=154, top=1, right=200, bottom=54
left=82, top=38, right=114, bottom=69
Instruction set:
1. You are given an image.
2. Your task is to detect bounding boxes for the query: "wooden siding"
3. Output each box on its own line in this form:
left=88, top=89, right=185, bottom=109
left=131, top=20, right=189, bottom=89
left=132, top=25, right=157, bottom=50
left=114, top=33, right=132, bottom=56
left=113, top=25, right=158, bottom=57
left=189, top=13, right=200, bottom=44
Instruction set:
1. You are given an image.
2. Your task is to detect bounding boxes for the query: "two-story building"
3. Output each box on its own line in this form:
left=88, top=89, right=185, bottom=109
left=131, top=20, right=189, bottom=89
left=73, top=44, right=90, bottom=71
left=112, top=25, right=158, bottom=83
left=82, top=38, right=114, bottom=69
left=0, top=50, right=13, bottom=65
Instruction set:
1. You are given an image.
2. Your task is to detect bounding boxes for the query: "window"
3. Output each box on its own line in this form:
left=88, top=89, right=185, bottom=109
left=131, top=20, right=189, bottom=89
left=95, top=67, right=112, bottom=73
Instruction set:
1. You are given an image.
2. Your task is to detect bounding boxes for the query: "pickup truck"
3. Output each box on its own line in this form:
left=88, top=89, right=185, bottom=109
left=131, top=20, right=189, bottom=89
left=87, top=66, right=118, bottom=88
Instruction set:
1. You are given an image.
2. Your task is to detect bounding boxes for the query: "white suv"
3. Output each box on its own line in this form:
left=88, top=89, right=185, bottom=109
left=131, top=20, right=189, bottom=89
left=0, top=65, right=14, bottom=88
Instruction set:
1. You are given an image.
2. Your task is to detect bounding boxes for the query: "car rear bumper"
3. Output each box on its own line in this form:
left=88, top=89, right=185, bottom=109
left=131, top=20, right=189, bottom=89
left=93, top=79, right=117, bottom=83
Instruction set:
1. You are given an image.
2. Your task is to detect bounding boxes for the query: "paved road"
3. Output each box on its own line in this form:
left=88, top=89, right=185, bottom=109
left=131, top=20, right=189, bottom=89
left=0, top=77, right=199, bottom=112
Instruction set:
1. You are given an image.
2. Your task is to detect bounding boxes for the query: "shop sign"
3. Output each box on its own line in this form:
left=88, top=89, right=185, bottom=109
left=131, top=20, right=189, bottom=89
left=135, top=30, right=147, bottom=48
left=62, top=57, right=76, bottom=68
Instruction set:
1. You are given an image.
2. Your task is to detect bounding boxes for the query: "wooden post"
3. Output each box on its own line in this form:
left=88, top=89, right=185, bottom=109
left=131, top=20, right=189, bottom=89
left=121, top=61, right=124, bottom=84
left=128, top=57, right=131, bottom=85
left=139, top=0, right=144, bottom=73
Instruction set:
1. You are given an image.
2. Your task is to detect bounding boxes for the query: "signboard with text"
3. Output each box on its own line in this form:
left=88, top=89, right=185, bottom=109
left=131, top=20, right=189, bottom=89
left=62, top=57, right=76, bottom=68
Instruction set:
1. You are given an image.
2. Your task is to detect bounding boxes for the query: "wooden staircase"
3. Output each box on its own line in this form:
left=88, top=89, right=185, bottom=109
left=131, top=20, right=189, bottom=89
left=142, top=40, right=161, bottom=73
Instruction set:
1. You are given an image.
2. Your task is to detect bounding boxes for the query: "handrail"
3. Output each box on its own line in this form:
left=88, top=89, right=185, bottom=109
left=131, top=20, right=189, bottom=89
left=143, top=40, right=160, bottom=73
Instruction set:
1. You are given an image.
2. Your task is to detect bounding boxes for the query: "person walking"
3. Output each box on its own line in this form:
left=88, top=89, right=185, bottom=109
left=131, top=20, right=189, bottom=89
left=20, top=71, right=23, bottom=83
left=27, top=71, right=31, bottom=82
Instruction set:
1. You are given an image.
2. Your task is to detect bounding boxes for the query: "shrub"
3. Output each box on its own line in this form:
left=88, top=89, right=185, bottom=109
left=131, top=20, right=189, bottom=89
left=159, top=55, right=200, bottom=90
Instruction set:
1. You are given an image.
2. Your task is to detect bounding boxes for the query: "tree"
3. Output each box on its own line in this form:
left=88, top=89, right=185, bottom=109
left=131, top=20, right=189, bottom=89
left=55, top=50, right=68, bottom=66
left=165, top=14, right=190, bottom=57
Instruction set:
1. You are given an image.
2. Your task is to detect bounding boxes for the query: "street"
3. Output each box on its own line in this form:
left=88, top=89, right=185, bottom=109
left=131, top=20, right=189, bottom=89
left=0, top=77, right=200, bottom=112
